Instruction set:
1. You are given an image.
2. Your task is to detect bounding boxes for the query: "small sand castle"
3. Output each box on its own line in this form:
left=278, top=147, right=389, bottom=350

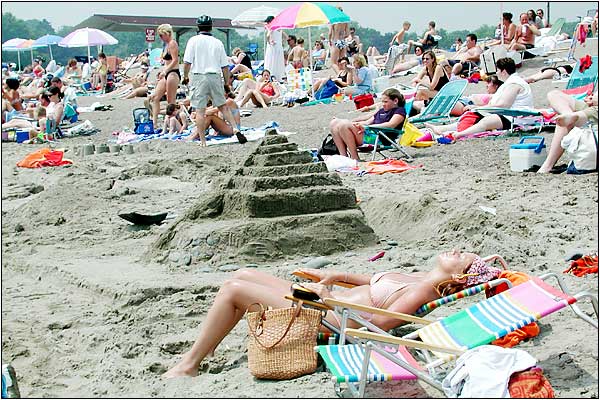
left=146, top=131, right=378, bottom=266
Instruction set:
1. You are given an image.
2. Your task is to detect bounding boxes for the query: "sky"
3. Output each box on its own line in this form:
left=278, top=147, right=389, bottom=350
left=2, top=1, right=598, bottom=35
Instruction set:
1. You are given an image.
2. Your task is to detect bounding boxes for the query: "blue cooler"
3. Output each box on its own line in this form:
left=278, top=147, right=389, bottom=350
left=16, top=130, right=30, bottom=143
left=509, top=136, right=547, bottom=171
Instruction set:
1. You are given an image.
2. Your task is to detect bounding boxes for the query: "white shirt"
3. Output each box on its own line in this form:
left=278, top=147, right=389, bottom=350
left=183, top=33, right=229, bottom=74
left=491, top=73, right=534, bottom=110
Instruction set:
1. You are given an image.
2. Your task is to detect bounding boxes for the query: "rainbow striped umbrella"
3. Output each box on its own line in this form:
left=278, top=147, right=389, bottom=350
left=17, top=39, right=45, bottom=65
left=267, top=3, right=351, bottom=96
left=267, top=2, right=350, bottom=30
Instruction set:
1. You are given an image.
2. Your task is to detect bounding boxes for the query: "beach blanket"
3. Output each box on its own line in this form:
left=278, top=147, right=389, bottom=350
left=364, top=158, right=423, bottom=175
left=115, top=121, right=296, bottom=145
left=17, top=148, right=72, bottom=168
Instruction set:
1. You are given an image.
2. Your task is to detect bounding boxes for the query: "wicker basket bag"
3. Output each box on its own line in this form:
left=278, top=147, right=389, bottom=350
left=246, top=302, right=322, bottom=380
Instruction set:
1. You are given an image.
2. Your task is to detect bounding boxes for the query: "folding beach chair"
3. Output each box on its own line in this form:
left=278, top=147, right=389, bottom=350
left=565, top=55, right=598, bottom=91
left=326, top=272, right=598, bottom=397
left=409, top=79, right=468, bottom=124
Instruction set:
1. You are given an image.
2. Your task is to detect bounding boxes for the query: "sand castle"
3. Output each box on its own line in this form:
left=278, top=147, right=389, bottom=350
left=146, top=131, right=378, bottom=266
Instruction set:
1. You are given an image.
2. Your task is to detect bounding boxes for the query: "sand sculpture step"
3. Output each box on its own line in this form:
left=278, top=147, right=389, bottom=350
left=229, top=172, right=343, bottom=191
left=147, top=133, right=378, bottom=265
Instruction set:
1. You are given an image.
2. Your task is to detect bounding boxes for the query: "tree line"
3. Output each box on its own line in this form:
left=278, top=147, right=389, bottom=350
left=1, top=12, right=581, bottom=67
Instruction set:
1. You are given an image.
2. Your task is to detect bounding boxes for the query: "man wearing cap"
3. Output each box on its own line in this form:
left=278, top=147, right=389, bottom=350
left=182, top=15, right=247, bottom=145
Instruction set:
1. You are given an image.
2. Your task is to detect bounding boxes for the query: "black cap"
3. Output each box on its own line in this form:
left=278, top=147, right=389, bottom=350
left=196, top=15, right=213, bottom=30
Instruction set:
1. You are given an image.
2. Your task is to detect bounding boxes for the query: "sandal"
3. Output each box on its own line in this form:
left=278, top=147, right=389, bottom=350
left=235, top=131, right=248, bottom=144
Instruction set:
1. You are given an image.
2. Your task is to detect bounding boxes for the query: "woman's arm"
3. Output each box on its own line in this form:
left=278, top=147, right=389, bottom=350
left=482, top=254, right=508, bottom=269
left=294, top=268, right=371, bottom=286
left=351, top=110, right=376, bottom=123
left=412, top=68, right=426, bottom=84
left=488, top=83, right=520, bottom=108
left=54, top=103, right=64, bottom=125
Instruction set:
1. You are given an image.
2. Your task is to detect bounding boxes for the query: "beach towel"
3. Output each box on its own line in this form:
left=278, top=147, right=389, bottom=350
left=508, top=367, right=555, bottom=398
left=16, top=148, right=72, bottom=168
left=364, top=159, right=422, bottom=175
left=563, top=254, right=598, bottom=277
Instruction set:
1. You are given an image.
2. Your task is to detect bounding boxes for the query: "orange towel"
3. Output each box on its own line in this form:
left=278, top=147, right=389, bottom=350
left=487, top=270, right=540, bottom=348
left=563, top=255, right=598, bottom=277
left=16, top=148, right=72, bottom=168
left=509, top=367, right=555, bottom=398
left=364, top=159, right=422, bottom=175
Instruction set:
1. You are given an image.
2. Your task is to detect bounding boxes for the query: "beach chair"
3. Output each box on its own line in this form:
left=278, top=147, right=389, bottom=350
left=409, top=79, right=468, bottom=125
left=319, top=272, right=598, bottom=397
left=565, top=55, right=599, bottom=91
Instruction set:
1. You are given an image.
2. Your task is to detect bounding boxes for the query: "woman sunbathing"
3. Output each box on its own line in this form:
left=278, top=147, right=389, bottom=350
left=312, top=57, right=354, bottom=93
left=525, top=64, right=574, bottom=84
left=238, top=70, right=280, bottom=108
left=201, top=85, right=241, bottom=140
left=329, top=88, right=406, bottom=160
left=163, top=250, right=506, bottom=378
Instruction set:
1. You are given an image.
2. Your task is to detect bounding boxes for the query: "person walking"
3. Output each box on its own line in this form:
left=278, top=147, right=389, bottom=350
left=264, top=16, right=285, bottom=81
left=182, top=15, right=247, bottom=145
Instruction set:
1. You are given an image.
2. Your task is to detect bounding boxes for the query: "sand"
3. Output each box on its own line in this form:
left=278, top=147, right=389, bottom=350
left=1, top=42, right=598, bottom=398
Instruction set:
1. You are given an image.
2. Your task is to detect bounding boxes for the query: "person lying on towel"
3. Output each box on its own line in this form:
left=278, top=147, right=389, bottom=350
left=163, top=250, right=506, bottom=378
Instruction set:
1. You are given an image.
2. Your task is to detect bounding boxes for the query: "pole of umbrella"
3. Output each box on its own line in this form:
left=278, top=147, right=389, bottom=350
left=87, top=45, right=91, bottom=66
left=49, top=44, right=53, bottom=61
left=17, top=51, right=21, bottom=71
left=30, top=48, right=33, bottom=65
left=308, top=26, right=314, bottom=98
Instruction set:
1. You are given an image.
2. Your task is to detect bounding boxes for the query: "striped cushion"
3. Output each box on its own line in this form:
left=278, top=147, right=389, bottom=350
left=418, top=278, right=575, bottom=360
left=316, top=344, right=421, bottom=383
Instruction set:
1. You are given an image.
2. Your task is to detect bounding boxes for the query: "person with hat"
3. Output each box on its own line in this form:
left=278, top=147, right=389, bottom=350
left=182, top=15, right=247, bottom=145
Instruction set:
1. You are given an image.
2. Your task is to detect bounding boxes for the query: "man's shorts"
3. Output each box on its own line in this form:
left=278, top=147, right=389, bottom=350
left=448, top=59, right=479, bottom=72
left=189, top=73, right=226, bottom=109
left=334, top=40, right=346, bottom=50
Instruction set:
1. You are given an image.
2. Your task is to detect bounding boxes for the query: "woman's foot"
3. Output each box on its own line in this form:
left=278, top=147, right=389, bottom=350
left=162, top=359, right=199, bottom=379
left=556, top=113, right=579, bottom=127
left=424, top=122, right=444, bottom=135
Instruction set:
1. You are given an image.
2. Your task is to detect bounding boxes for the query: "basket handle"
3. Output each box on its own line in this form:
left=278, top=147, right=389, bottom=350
left=246, top=301, right=304, bottom=350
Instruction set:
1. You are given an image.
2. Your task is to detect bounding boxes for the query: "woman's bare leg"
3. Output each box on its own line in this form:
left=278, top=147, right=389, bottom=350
left=538, top=112, right=588, bottom=173
left=547, top=90, right=576, bottom=115
left=424, top=121, right=459, bottom=135
left=525, top=69, right=556, bottom=84
left=239, top=90, right=255, bottom=108
left=152, top=79, right=167, bottom=125
left=162, top=270, right=293, bottom=378
left=453, top=114, right=503, bottom=140
left=166, top=73, right=180, bottom=104
left=253, top=89, right=269, bottom=108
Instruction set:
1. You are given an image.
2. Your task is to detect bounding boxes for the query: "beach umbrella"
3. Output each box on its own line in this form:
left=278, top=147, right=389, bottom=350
left=33, top=34, right=64, bottom=61
left=17, top=39, right=46, bottom=65
left=232, top=5, right=281, bottom=27
left=232, top=5, right=281, bottom=61
left=267, top=3, right=351, bottom=96
left=2, top=38, right=26, bottom=70
left=58, top=27, right=118, bottom=65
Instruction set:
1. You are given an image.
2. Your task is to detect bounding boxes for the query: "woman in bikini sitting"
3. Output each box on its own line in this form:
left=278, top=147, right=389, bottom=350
left=151, top=24, right=180, bottom=126
left=230, top=47, right=253, bottom=75
left=312, top=57, right=354, bottom=93
left=201, top=85, right=241, bottom=140
left=238, top=69, right=280, bottom=108
left=163, top=249, right=506, bottom=378
left=412, top=50, right=449, bottom=103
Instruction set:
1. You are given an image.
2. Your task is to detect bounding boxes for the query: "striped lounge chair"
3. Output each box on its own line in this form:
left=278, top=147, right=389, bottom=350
left=323, top=272, right=598, bottom=397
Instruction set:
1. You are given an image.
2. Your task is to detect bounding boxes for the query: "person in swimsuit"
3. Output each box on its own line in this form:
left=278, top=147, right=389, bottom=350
left=412, top=50, right=449, bottom=102
left=151, top=24, right=180, bottom=126
left=230, top=47, right=253, bottom=75
left=162, top=103, right=186, bottom=134
left=525, top=64, right=574, bottom=83
left=91, top=53, right=108, bottom=93
left=328, top=7, right=350, bottom=66
left=508, top=13, right=540, bottom=51
left=238, top=69, right=280, bottom=108
left=407, top=21, right=437, bottom=56
left=196, top=84, right=241, bottom=139
left=485, top=13, right=517, bottom=48
left=312, top=57, right=353, bottom=93
left=163, top=249, right=506, bottom=378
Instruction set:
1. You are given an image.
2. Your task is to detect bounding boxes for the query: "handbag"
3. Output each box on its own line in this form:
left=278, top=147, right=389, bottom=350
left=560, top=126, right=598, bottom=174
left=317, top=133, right=340, bottom=160
left=246, top=302, right=322, bottom=380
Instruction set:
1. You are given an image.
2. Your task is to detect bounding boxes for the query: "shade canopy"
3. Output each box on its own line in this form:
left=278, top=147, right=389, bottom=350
left=232, top=5, right=281, bottom=27
left=58, top=27, right=118, bottom=47
left=33, top=34, right=64, bottom=46
left=267, top=2, right=350, bottom=30
left=2, top=38, right=26, bottom=49
left=17, top=39, right=45, bottom=49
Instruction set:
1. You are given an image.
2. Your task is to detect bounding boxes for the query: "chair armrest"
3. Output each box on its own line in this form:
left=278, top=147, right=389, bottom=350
left=284, top=295, right=332, bottom=311
left=323, top=298, right=433, bottom=325
left=474, top=107, right=542, bottom=117
left=345, top=328, right=464, bottom=355
left=364, top=126, right=403, bottom=135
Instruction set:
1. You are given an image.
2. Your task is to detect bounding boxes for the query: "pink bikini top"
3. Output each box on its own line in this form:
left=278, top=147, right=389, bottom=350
left=369, top=272, right=417, bottom=308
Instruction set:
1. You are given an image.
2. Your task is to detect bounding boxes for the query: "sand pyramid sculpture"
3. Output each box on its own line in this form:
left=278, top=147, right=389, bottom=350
left=147, top=131, right=378, bottom=266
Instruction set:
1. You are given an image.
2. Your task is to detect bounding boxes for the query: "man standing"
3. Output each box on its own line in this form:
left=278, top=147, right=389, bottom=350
left=182, top=15, right=247, bottom=145
left=445, top=34, right=483, bottom=78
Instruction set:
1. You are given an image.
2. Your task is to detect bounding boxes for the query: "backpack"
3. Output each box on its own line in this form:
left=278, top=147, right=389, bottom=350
left=561, top=126, right=599, bottom=174
left=317, top=133, right=339, bottom=160
left=133, top=108, right=154, bottom=134
left=314, top=79, right=339, bottom=100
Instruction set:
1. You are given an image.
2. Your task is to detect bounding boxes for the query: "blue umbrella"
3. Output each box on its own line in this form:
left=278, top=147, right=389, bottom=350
left=33, top=34, right=64, bottom=60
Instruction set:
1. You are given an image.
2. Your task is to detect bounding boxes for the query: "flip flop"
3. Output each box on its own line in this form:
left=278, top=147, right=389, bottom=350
left=118, top=212, right=168, bottom=225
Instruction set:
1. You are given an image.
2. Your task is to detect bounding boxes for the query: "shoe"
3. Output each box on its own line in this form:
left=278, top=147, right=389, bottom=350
left=235, top=131, right=248, bottom=144
left=523, top=165, right=541, bottom=173
left=550, top=164, right=568, bottom=174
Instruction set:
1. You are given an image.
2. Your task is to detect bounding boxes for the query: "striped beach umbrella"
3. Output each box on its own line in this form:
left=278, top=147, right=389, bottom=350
left=2, top=38, right=26, bottom=70
left=59, top=27, right=118, bottom=64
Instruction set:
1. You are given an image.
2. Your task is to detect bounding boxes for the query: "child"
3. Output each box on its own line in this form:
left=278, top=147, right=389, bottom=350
left=27, top=106, right=50, bottom=143
left=287, top=37, right=308, bottom=69
left=163, top=103, right=185, bottom=134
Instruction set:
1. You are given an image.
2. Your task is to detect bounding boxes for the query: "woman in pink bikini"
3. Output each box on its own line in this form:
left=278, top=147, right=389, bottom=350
left=163, top=250, right=507, bottom=378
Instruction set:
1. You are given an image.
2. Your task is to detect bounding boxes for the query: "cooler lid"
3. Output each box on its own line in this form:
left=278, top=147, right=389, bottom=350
left=510, top=143, right=546, bottom=149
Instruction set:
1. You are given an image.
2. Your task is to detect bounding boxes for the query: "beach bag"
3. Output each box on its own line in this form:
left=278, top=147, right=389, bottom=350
left=560, top=126, right=598, bottom=174
left=481, top=45, right=508, bottom=75
left=133, top=108, right=154, bottom=134
left=246, top=302, right=322, bottom=380
left=353, top=93, right=375, bottom=110
left=63, top=103, right=78, bottom=123
left=317, top=133, right=339, bottom=160
left=314, top=79, right=339, bottom=100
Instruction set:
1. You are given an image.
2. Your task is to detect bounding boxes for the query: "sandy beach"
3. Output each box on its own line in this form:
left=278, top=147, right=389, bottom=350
left=1, top=42, right=598, bottom=398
